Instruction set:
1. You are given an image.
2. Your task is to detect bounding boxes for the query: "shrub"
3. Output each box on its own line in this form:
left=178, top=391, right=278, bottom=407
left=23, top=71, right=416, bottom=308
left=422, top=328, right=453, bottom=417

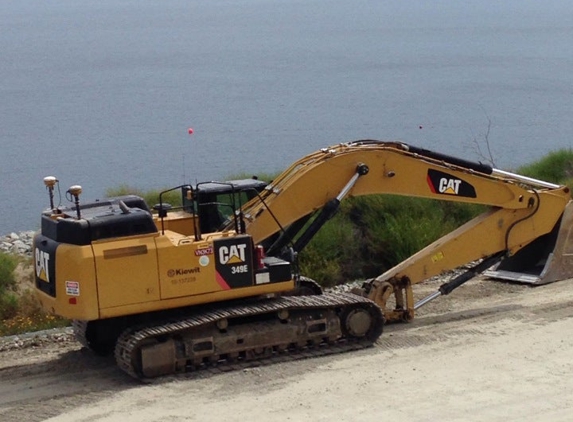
left=517, top=149, right=573, bottom=184
left=0, top=292, right=18, bottom=320
left=297, top=195, right=483, bottom=285
left=0, top=252, right=19, bottom=320
left=298, top=215, right=363, bottom=286
left=0, top=254, right=68, bottom=334
left=0, top=252, right=17, bottom=292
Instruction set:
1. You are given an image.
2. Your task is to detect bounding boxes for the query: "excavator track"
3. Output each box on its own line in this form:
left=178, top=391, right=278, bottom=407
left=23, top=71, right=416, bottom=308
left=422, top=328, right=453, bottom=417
left=72, top=319, right=90, bottom=349
left=114, top=292, right=383, bottom=380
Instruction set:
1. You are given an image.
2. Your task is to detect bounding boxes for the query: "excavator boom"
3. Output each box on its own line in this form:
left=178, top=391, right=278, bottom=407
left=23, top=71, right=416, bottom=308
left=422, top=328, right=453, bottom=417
left=230, top=140, right=573, bottom=321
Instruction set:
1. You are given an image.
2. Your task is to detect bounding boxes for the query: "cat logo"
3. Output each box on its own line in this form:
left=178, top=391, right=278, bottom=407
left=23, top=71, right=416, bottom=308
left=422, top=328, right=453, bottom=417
left=35, top=248, right=50, bottom=283
left=427, top=169, right=477, bottom=198
left=439, top=178, right=462, bottom=195
left=219, top=243, right=247, bottom=265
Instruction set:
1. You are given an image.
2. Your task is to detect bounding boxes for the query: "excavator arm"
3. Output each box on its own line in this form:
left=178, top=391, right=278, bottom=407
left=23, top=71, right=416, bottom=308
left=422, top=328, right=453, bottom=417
left=234, top=140, right=573, bottom=322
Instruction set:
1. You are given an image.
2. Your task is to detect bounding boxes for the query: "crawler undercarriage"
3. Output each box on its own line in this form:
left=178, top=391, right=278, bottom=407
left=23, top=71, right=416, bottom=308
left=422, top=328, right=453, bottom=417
left=75, top=293, right=383, bottom=380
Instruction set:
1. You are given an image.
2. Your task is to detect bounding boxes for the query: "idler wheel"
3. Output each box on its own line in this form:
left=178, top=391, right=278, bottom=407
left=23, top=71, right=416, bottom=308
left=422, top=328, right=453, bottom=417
left=343, top=308, right=373, bottom=338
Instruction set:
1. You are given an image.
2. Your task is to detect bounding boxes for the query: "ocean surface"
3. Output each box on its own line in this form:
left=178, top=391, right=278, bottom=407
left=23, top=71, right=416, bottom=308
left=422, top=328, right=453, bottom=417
left=1, top=0, right=572, bottom=234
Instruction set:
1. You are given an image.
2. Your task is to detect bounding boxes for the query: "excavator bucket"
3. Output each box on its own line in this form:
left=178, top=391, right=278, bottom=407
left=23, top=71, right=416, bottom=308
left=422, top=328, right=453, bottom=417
left=484, top=201, right=573, bottom=285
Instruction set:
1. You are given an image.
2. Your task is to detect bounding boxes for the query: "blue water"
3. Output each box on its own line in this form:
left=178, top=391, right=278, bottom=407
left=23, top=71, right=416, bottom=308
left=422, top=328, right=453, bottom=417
left=2, top=0, right=573, bottom=234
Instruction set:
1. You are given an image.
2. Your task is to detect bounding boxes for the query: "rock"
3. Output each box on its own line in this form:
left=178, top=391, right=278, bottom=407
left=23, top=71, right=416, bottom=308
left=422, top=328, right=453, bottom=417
left=12, top=240, right=27, bottom=249
left=1, top=230, right=36, bottom=257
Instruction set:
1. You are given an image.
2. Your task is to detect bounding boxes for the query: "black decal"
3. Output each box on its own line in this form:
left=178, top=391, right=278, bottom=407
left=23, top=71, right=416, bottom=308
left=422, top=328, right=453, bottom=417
left=34, top=235, right=58, bottom=297
left=215, top=236, right=254, bottom=288
left=427, top=169, right=477, bottom=198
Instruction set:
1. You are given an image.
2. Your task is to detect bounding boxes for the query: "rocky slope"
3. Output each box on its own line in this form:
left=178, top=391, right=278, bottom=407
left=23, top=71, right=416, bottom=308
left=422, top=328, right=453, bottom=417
left=0, top=231, right=35, bottom=256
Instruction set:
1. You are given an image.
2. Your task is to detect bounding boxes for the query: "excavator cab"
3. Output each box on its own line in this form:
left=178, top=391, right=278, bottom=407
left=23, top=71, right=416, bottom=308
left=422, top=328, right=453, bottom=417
left=152, top=178, right=268, bottom=237
left=184, top=178, right=267, bottom=234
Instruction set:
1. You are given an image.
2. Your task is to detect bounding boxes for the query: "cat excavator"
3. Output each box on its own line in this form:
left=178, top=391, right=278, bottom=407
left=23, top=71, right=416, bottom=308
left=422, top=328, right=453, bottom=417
left=33, top=140, right=573, bottom=379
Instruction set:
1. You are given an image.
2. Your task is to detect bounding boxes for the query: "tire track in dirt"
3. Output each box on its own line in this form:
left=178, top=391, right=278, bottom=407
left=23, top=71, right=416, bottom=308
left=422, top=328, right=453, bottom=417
left=377, top=278, right=573, bottom=352
left=0, top=346, right=138, bottom=422
left=2, top=277, right=573, bottom=421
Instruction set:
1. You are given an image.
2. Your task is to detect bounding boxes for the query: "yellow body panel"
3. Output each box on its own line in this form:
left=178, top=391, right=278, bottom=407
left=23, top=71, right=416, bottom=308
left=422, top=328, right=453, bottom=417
left=154, top=233, right=219, bottom=299
left=40, top=229, right=294, bottom=321
left=98, top=280, right=294, bottom=319
left=153, top=211, right=196, bottom=236
left=92, top=234, right=161, bottom=309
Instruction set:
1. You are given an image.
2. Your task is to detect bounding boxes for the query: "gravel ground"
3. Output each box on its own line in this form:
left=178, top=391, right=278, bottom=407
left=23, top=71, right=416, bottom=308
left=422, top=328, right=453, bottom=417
left=1, top=275, right=573, bottom=422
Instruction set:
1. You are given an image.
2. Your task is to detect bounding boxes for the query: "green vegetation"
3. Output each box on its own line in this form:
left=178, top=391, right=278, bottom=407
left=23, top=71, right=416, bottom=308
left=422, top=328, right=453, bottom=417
left=0, top=252, right=18, bottom=320
left=298, top=196, right=483, bottom=286
left=0, top=253, right=68, bottom=336
left=516, top=149, right=573, bottom=188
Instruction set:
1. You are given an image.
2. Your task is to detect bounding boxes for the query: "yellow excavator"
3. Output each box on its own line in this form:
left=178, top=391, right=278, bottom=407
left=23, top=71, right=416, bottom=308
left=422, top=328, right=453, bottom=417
left=33, top=140, right=573, bottom=379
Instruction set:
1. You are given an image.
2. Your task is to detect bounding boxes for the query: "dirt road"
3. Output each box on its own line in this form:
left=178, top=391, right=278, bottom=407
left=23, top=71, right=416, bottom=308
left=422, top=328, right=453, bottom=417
left=2, top=276, right=573, bottom=422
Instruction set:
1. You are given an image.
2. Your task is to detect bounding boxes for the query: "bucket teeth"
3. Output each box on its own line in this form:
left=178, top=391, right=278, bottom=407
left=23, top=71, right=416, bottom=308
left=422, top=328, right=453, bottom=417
left=485, top=201, right=573, bottom=285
